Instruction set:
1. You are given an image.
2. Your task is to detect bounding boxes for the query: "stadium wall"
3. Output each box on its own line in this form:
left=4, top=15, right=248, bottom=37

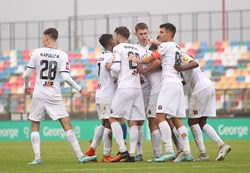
left=0, top=118, right=249, bottom=141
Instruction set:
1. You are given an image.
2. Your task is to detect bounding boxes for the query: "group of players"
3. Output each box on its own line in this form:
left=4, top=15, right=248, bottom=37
left=24, top=22, right=231, bottom=165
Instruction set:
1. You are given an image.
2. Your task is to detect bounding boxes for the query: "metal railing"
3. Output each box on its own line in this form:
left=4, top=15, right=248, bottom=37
left=0, top=10, right=249, bottom=53
left=1, top=88, right=250, bottom=121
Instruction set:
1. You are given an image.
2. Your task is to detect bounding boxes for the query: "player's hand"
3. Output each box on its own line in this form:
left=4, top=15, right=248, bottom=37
left=80, top=89, right=91, bottom=101
left=105, top=62, right=113, bottom=70
left=25, top=87, right=31, bottom=95
left=149, top=39, right=161, bottom=46
left=137, top=64, right=146, bottom=74
left=174, top=63, right=184, bottom=72
left=129, top=54, right=138, bottom=63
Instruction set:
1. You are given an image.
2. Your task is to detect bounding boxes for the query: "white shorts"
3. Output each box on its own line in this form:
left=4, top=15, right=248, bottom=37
left=188, top=85, right=216, bottom=118
left=96, top=104, right=111, bottom=120
left=28, top=98, right=69, bottom=122
left=156, top=83, right=186, bottom=118
left=147, top=92, right=159, bottom=118
left=110, top=88, right=146, bottom=121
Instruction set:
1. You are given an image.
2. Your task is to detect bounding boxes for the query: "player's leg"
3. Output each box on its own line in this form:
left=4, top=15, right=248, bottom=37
left=128, top=89, right=146, bottom=162
left=109, top=89, right=131, bottom=162
left=59, top=116, right=97, bottom=163
left=102, top=119, right=113, bottom=162
left=200, top=117, right=231, bottom=161
left=86, top=119, right=105, bottom=157
left=135, top=120, right=144, bottom=161
left=148, top=117, right=162, bottom=160
left=171, top=117, right=193, bottom=162
left=188, top=118, right=209, bottom=161
left=28, top=98, right=45, bottom=165
left=199, top=86, right=231, bottom=161
left=167, top=118, right=181, bottom=154
left=28, top=121, right=42, bottom=165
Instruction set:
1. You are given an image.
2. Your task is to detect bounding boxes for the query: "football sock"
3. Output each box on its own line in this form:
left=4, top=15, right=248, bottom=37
left=151, top=129, right=162, bottom=157
left=137, top=125, right=143, bottom=155
left=177, top=126, right=191, bottom=154
left=172, top=127, right=181, bottom=152
left=111, top=122, right=127, bottom=152
left=191, top=124, right=206, bottom=154
left=158, top=121, right=174, bottom=154
left=129, top=126, right=139, bottom=157
left=103, top=128, right=112, bottom=156
left=202, top=124, right=224, bottom=147
left=65, top=129, right=83, bottom=159
left=91, top=124, right=105, bottom=149
left=31, top=131, right=41, bottom=160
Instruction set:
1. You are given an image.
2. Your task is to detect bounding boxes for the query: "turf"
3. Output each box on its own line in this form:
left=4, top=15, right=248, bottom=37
left=0, top=140, right=249, bottom=173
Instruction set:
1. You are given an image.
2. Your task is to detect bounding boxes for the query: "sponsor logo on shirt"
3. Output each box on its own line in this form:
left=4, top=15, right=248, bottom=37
left=66, top=62, right=70, bottom=70
left=158, top=105, right=162, bottom=110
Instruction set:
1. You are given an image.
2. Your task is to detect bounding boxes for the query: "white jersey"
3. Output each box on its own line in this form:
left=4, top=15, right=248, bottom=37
left=136, top=43, right=162, bottom=95
left=180, top=53, right=213, bottom=95
left=95, top=51, right=116, bottom=104
left=26, top=47, right=70, bottom=100
left=112, top=43, right=141, bottom=89
left=158, top=42, right=183, bottom=85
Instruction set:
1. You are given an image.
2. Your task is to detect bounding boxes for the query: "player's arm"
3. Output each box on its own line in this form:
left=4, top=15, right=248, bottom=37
left=24, top=67, right=34, bottom=95
left=174, top=60, right=199, bottom=72
left=61, top=72, right=91, bottom=100
left=130, top=49, right=161, bottom=64
left=139, top=59, right=161, bottom=74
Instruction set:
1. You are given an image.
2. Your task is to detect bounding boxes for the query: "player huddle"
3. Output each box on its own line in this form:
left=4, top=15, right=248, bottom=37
left=24, top=22, right=231, bottom=165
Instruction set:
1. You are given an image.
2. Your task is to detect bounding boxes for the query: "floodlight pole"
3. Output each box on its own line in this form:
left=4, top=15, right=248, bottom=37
left=222, top=0, right=226, bottom=41
left=74, top=0, right=78, bottom=50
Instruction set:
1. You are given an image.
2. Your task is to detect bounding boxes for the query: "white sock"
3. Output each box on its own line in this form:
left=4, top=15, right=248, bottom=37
left=65, top=129, right=83, bottom=159
left=158, top=121, right=174, bottom=154
left=31, top=132, right=41, bottom=160
left=103, top=128, right=112, bottom=156
left=202, top=124, right=224, bottom=148
left=191, top=124, right=206, bottom=154
left=111, top=122, right=127, bottom=152
left=151, top=129, right=162, bottom=157
left=137, top=125, right=143, bottom=155
left=172, top=127, right=181, bottom=152
left=129, top=126, right=139, bottom=157
left=91, top=125, right=105, bottom=149
left=177, top=126, right=191, bottom=154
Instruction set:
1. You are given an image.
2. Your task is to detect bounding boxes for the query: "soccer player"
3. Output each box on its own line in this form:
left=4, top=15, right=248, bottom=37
left=85, top=34, right=116, bottom=162
left=174, top=53, right=231, bottom=161
left=130, top=23, right=193, bottom=162
left=24, top=28, right=96, bottom=164
left=105, top=26, right=146, bottom=162
left=134, top=22, right=163, bottom=161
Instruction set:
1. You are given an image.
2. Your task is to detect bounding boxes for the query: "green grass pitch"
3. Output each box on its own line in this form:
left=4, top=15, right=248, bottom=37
left=0, top=140, right=249, bottom=173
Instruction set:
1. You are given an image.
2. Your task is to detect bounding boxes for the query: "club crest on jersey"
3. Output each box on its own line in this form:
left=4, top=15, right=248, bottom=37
left=66, top=62, right=70, bottom=70
left=110, top=109, right=113, bottom=114
left=158, top=105, right=162, bottom=110
left=148, top=110, right=152, bottom=115
left=193, top=110, right=198, bottom=115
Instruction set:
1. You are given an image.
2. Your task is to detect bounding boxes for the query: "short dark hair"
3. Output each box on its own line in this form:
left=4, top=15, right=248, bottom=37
left=43, top=28, right=58, bottom=41
left=135, top=22, right=148, bottom=32
left=99, top=34, right=113, bottom=48
left=114, top=26, right=130, bottom=39
left=159, top=23, right=176, bottom=38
